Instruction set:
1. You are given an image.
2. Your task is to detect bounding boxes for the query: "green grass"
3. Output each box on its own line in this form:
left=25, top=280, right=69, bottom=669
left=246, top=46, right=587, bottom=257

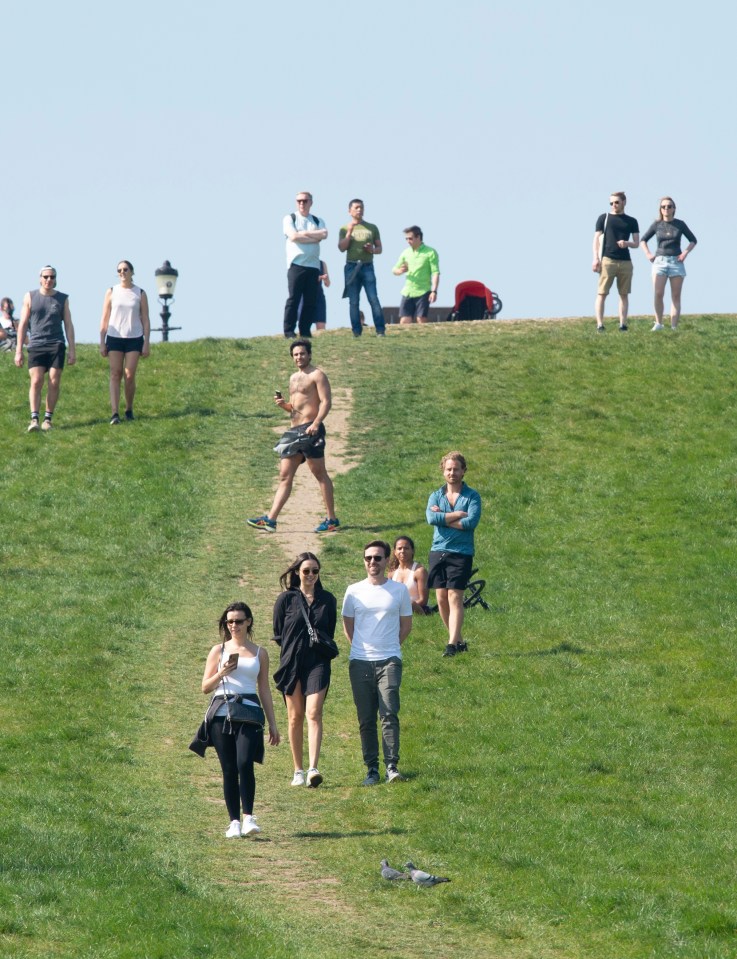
left=1, top=318, right=736, bottom=958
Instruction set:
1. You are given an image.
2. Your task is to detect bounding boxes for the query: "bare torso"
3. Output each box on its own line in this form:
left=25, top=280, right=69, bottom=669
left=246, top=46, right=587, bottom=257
left=289, top=365, right=331, bottom=426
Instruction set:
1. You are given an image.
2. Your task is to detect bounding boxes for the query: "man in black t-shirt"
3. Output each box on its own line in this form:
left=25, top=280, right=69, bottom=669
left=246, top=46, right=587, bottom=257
left=592, top=191, right=639, bottom=331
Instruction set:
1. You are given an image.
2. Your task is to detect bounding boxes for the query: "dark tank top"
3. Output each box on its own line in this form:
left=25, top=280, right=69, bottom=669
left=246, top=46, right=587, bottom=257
left=28, top=290, right=68, bottom=348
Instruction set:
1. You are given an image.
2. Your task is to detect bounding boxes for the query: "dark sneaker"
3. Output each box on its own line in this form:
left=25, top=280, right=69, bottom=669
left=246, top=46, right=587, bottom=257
left=247, top=515, right=277, bottom=532
left=376, top=331, right=386, bottom=337
left=619, top=324, right=628, bottom=331
left=110, top=413, right=121, bottom=426
left=385, top=765, right=405, bottom=783
left=125, top=409, right=134, bottom=421
left=314, top=517, right=340, bottom=533
left=597, top=325, right=605, bottom=333
left=457, top=641, right=469, bottom=653
left=362, top=768, right=380, bottom=786
left=442, top=644, right=458, bottom=658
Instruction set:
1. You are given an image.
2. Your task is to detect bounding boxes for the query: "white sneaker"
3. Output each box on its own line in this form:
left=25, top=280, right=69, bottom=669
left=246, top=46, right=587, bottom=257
left=27, top=420, right=40, bottom=432
left=225, top=820, right=241, bottom=838
left=241, top=815, right=261, bottom=836
left=291, top=770, right=306, bottom=786
left=651, top=323, right=664, bottom=331
left=306, top=767, right=323, bottom=788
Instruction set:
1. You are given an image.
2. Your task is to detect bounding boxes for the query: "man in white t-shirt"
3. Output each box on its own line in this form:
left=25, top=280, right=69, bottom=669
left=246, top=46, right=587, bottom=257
left=283, top=191, right=328, bottom=339
left=342, top=540, right=412, bottom=785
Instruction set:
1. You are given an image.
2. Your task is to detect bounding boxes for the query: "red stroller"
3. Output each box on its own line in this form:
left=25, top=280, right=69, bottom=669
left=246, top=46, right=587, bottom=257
left=447, top=281, right=502, bottom=321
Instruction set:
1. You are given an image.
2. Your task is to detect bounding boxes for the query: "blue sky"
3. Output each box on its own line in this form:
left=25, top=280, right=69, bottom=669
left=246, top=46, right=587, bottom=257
left=3, top=1, right=731, bottom=343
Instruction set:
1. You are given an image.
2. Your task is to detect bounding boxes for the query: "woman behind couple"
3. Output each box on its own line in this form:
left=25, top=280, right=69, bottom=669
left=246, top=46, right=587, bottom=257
left=388, top=536, right=431, bottom=615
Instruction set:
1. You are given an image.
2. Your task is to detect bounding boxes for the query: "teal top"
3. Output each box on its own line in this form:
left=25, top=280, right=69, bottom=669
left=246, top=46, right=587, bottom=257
left=394, top=244, right=440, bottom=297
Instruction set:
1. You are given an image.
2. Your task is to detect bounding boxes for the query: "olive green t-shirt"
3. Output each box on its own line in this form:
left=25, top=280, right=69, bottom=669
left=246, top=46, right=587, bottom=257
left=339, top=221, right=381, bottom=263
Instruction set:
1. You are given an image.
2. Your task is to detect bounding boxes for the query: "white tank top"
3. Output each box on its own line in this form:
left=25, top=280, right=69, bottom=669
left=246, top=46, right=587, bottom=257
left=391, top=562, right=419, bottom=601
left=214, top=647, right=261, bottom=717
left=108, top=284, right=143, bottom=338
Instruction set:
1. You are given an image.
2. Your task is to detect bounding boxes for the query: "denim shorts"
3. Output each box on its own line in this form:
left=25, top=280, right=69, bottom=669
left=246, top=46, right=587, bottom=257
left=652, top=255, right=686, bottom=278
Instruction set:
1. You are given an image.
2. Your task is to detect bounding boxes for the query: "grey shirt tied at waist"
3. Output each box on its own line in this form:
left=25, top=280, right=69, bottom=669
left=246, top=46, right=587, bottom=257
left=273, top=421, right=325, bottom=458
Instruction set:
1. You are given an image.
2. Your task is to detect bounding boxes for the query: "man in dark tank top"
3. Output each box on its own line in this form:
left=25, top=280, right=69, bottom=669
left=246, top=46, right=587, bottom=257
left=14, top=266, right=76, bottom=432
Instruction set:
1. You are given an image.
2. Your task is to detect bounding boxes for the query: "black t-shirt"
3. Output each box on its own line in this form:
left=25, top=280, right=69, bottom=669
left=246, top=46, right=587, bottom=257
left=595, top=213, right=639, bottom=261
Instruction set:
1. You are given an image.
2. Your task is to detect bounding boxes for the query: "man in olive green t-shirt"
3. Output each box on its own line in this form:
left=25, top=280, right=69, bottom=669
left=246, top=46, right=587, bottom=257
left=392, top=226, right=440, bottom=325
left=338, top=199, right=386, bottom=337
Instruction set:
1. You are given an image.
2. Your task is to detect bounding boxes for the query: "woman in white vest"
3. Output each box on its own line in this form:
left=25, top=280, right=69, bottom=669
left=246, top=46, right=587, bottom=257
left=99, top=260, right=150, bottom=425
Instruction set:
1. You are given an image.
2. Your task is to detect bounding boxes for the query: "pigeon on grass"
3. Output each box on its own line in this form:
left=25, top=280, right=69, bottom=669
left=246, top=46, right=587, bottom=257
left=380, top=860, right=410, bottom=881
left=404, top=862, right=451, bottom=887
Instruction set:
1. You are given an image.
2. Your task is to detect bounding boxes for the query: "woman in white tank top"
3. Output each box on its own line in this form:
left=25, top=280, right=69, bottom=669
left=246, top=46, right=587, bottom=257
left=389, top=536, right=431, bottom=615
left=99, top=260, right=151, bottom=425
left=200, top=602, right=281, bottom=838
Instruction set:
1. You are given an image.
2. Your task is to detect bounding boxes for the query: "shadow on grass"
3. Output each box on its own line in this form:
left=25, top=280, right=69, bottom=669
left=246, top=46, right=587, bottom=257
left=293, top=828, right=408, bottom=840
left=63, top=407, right=219, bottom=429
left=481, top=642, right=587, bottom=658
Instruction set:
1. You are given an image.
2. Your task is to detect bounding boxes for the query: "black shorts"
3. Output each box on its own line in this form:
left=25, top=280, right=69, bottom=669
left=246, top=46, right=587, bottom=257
left=399, top=292, right=431, bottom=318
left=303, top=421, right=326, bottom=459
left=427, top=551, right=474, bottom=590
left=106, top=335, right=144, bottom=354
left=28, top=344, right=66, bottom=370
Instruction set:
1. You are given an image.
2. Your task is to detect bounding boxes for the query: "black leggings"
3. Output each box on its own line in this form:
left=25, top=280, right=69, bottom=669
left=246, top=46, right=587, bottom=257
left=210, top=718, right=261, bottom=820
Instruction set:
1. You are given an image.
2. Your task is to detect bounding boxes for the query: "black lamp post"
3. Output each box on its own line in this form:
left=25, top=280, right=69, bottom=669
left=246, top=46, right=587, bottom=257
left=153, top=260, right=180, bottom=341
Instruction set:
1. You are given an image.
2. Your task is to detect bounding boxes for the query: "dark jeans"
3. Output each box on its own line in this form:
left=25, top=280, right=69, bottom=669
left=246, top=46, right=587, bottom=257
left=284, top=264, right=320, bottom=337
left=210, top=718, right=261, bottom=819
left=344, top=262, right=385, bottom=334
left=349, top=656, right=402, bottom=769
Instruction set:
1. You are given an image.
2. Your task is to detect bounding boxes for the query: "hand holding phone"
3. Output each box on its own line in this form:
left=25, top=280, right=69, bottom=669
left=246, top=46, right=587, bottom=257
left=226, top=652, right=239, bottom=670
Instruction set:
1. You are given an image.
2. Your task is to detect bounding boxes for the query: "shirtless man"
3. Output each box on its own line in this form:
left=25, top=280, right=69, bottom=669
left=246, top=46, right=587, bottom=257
left=247, top=339, right=340, bottom=533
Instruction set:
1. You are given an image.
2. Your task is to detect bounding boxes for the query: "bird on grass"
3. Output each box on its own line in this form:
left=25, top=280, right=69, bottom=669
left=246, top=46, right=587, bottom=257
left=404, top=862, right=451, bottom=887
left=380, top=860, right=410, bottom=881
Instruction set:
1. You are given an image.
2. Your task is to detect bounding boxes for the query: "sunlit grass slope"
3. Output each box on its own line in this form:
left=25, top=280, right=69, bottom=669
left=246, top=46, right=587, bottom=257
left=1, top=316, right=735, bottom=959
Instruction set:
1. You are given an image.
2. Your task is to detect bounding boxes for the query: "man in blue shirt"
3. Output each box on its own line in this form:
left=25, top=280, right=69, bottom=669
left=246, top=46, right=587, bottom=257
left=426, top=451, right=481, bottom=657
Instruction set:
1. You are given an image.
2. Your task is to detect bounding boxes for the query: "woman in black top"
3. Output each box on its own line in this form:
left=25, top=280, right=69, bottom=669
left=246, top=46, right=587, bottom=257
left=640, top=197, right=697, bottom=330
left=272, top=552, right=337, bottom=789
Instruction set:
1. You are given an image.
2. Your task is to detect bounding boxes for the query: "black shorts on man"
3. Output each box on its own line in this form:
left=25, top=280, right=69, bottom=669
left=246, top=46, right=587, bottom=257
left=427, top=551, right=473, bottom=590
left=399, top=292, right=431, bottom=319
left=28, top=344, right=66, bottom=370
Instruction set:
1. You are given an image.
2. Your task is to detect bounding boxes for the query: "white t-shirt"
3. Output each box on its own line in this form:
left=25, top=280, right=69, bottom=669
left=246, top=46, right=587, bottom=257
left=342, top=578, right=412, bottom=661
left=283, top=212, right=326, bottom=269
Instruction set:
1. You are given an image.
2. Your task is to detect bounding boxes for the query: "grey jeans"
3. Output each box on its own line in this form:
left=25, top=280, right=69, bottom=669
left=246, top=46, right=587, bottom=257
left=349, top=656, right=402, bottom=769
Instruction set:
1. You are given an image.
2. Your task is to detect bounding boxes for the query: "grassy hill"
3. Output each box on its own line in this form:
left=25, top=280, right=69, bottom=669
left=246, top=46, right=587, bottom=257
left=1, top=317, right=736, bottom=959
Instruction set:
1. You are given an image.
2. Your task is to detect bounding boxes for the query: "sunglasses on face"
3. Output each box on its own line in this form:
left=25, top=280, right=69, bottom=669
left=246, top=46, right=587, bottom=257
left=227, top=618, right=247, bottom=626
left=364, top=555, right=384, bottom=563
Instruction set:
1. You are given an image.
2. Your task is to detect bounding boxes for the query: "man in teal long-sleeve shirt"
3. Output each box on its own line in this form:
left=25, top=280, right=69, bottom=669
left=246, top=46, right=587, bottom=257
left=426, top=451, right=481, bottom=658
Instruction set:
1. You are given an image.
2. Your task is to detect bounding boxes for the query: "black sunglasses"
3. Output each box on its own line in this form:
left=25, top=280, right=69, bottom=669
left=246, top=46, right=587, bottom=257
left=364, top=555, right=385, bottom=563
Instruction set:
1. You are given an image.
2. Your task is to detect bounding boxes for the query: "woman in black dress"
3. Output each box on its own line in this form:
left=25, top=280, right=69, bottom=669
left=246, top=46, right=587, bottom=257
left=273, top=552, right=338, bottom=789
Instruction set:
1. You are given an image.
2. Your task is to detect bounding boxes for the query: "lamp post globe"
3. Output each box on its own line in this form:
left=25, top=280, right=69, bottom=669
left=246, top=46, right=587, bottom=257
left=153, top=260, right=181, bottom=342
